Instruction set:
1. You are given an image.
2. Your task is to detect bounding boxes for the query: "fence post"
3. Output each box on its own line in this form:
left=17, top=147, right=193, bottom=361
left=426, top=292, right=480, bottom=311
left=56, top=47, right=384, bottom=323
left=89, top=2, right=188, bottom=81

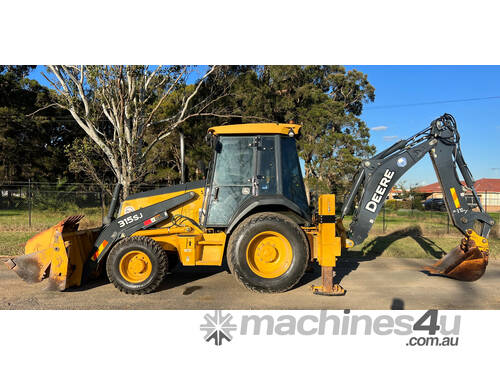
left=100, top=189, right=105, bottom=224
left=28, top=179, right=32, bottom=228
left=383, top=202, right=386, bottom=233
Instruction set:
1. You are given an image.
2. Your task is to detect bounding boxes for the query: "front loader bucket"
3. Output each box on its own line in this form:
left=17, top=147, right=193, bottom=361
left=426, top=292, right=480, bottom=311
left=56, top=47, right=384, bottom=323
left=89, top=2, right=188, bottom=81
left=3, top=215, right=99, bottom=291
left=424, top=229, right=489, bottom=282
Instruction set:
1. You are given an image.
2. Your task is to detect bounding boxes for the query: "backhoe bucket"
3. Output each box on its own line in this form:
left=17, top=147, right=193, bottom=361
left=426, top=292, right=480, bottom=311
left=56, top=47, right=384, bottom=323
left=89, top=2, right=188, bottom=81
left=3, top=215, right=99, bottom=290
left=424, top=229, right=489, bottom=282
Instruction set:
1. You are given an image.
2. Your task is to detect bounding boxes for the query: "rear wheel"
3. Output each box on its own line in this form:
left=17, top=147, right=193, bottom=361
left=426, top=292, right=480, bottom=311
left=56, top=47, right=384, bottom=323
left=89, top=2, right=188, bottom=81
left=227, top=212, right=309, bottom=293
left=106, top=236, right=168, bottom=294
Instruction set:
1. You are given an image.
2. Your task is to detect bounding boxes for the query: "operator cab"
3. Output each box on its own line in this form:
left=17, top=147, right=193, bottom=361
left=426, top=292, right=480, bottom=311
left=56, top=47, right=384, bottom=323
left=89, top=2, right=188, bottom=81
left=200, top=123, right=309, bottom=228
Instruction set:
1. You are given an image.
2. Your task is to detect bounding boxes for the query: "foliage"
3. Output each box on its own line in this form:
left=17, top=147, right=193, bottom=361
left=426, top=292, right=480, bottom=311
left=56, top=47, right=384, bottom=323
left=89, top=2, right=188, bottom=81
left=0, top=66, right=83, bottom=182
left=1, top=65, right=376, bottom=203
left=384, top=199, right=414, bottom=210
left=144, top=66, right=376, bottom=199
left=211, top=66, right=376, bottom=199
left=43, top=65, right=225, bottom=197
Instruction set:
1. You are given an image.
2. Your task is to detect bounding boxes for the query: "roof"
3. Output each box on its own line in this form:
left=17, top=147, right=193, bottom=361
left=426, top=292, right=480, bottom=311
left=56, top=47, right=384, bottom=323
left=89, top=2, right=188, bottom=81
left=208, top=123, right=301, bottom=136
left=415, top=178, right=500, bottom=194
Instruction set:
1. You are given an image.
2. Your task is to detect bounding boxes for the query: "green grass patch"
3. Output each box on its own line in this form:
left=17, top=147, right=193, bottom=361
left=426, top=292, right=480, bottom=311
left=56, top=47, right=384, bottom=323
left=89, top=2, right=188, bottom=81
left=0, top=208, right=103, bottom=256
left=342, top=209, right=499, bottom=260
left=1, top=208, right=498, bottom=258
left=346, top=228, right=500, bottom=260
left=0, top=208, right=103, bottom=232
left=0, top=231, right=38, bottom=256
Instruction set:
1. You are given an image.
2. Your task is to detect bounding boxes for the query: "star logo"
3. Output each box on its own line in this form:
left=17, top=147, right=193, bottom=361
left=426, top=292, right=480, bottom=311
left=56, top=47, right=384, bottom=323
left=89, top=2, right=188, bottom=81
left=200, top=310, right=237, bottom=346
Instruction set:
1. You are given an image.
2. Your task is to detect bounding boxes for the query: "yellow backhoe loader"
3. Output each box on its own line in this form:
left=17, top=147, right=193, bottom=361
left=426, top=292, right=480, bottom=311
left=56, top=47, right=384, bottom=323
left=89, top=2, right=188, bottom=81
left=4, top=114, right=495, bottom=295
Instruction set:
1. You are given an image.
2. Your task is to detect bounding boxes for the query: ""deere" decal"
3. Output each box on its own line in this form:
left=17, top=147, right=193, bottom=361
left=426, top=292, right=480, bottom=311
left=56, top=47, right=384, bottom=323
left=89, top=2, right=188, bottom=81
left=365, top=169, right=395, bottom=213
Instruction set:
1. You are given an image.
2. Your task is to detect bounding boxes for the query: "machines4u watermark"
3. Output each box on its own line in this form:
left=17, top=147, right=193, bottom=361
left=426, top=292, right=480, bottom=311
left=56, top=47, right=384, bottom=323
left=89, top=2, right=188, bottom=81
left=201, top=310, right=460, bottom=346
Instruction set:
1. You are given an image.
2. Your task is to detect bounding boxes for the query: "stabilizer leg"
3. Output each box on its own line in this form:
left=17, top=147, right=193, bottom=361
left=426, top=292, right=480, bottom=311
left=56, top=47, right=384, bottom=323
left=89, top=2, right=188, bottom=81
left=311, top=266, right=346, bottom=296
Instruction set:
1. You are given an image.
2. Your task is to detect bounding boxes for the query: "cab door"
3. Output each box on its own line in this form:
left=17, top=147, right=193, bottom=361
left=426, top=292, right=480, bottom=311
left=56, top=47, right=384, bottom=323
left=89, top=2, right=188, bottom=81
left=205, top=136, right=255, bottom=227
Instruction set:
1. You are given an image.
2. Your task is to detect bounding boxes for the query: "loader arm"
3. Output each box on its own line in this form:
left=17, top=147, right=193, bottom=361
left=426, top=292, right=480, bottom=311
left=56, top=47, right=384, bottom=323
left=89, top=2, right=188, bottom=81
left=339, top=114, right=494, bottom=281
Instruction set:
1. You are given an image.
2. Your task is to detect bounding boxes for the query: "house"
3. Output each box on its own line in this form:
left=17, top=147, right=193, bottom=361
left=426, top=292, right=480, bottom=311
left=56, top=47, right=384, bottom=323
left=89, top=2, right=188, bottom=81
left=415, top=178, right=500, bottom=212
left=387, top=186, right=403, bottom=200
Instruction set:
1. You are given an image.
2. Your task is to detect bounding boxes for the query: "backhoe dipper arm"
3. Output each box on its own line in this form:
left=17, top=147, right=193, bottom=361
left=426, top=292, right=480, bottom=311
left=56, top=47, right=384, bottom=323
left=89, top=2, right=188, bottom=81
left=341, top=114, right=495, bottom=246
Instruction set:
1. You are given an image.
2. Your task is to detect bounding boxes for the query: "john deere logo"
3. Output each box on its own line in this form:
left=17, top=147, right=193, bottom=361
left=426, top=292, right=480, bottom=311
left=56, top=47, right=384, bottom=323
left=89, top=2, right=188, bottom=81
left=200, top=310, right=237, bottom=346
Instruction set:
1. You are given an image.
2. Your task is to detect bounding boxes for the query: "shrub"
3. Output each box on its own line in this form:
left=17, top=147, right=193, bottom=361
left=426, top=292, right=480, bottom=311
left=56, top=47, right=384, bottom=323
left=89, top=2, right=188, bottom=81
left=384, top=199, right=413, bottom=210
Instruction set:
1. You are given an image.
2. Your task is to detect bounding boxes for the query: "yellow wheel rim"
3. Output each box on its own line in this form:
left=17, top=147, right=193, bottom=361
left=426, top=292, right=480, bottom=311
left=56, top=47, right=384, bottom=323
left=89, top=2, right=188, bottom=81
left=119, top=250, right=152, bottom=283
left=246, top=231, right=293, bottom=278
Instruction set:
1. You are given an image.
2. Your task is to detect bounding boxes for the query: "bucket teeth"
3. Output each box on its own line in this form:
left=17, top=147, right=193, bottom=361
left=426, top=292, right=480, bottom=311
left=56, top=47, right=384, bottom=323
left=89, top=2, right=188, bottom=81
left=61, top=215, right=85, bottom=231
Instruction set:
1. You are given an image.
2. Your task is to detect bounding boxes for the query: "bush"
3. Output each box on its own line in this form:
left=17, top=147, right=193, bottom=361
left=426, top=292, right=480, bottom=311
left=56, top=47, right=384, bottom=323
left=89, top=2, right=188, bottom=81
left=384, top=199, right=413, bottom=210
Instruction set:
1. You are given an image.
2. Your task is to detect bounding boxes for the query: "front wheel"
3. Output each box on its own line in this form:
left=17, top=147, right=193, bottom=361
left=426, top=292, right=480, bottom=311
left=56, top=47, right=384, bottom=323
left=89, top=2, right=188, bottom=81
left=106, top=236, right=168, bottom=294
left=227, top=213, right=309, bottom=293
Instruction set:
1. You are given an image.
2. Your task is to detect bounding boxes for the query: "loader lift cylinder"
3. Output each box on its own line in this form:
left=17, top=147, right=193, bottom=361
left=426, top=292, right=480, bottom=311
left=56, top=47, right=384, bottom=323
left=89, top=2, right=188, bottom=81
left=103, top=183, right=122, bottom=226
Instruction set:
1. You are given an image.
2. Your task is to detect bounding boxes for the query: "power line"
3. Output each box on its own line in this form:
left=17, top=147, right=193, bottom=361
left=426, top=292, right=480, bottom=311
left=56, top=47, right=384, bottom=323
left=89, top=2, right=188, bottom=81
left=2, top=95, right=500, bottom=120
left=364, top=95, right=500, bottom=110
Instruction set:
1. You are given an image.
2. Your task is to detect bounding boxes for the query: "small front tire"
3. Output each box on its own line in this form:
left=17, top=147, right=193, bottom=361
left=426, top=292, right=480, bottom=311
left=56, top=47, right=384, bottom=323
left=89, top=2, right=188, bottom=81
left=106, top=236, right=168, bottom=295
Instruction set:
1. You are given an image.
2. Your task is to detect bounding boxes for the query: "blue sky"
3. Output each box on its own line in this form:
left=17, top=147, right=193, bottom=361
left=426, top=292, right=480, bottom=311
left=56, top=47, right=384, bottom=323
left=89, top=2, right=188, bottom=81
left=29, top=66, right=500, bottom=188
left=350, top=66, right=500, bottom=187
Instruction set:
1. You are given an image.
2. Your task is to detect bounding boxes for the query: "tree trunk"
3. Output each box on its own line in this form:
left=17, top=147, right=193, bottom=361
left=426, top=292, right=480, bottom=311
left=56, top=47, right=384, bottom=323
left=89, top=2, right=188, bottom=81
left=304, top=166, right=311, bottom=206
left=119, top=172, right=132, bottom=199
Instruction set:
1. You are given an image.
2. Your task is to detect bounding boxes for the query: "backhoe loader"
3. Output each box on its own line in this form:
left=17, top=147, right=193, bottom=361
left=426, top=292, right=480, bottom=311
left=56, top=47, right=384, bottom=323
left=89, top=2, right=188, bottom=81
left=4, top=114, right=495, bottom=295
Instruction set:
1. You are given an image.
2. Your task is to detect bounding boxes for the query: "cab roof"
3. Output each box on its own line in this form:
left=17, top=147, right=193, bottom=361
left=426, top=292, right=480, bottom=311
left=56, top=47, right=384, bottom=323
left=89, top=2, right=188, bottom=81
left=208, top=123, right=301, bottom=136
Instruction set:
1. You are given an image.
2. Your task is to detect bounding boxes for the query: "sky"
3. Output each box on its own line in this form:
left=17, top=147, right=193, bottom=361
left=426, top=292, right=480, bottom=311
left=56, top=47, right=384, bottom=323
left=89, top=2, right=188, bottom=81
left=349, top=66, right=500, bottom=187
left=29, top=66, right=500, bottom=188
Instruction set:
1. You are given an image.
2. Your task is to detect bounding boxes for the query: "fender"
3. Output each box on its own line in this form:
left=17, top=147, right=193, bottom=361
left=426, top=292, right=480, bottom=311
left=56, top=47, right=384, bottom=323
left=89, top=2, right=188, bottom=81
left=82, top=191, right=196, bottom=280
left=225, top=195, right=311, bottom=234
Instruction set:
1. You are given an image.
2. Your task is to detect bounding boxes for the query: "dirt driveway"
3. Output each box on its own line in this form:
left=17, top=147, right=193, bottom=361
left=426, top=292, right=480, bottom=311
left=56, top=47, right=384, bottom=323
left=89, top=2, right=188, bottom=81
left=1, top=257, right=500, bottom=309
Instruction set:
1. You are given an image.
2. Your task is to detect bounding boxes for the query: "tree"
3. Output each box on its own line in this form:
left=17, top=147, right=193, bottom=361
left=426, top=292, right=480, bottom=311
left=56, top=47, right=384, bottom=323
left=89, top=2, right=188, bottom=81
left=217, top=66, right=376, bottom=201
left=0, top=66, right=82, bottom=183
left=43, top=65, right=225, bottom=197
left=140, top=65, right=376, bottom=202
left=143, top=66, right=249, bottom=185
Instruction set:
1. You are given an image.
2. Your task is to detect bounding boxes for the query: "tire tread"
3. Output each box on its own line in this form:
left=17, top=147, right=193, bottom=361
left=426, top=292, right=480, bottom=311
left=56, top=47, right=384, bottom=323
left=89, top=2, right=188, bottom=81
left=106, top=236, right=168, bottom=295
left=227, top=212, right=309, bottom=293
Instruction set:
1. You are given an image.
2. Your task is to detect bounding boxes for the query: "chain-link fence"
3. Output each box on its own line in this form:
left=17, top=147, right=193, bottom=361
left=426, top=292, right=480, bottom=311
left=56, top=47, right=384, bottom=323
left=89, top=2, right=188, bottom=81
left=373, top=203, right=500, bottom=239
left=0, top=181, right=162, bottom=231
left=0, top=181, right=498, bottom=255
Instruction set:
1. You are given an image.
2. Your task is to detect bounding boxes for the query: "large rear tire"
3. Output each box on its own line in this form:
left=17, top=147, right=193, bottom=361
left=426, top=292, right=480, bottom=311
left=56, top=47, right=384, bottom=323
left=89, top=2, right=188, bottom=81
left=227, top=212, right=309, bottom=293
left=106, top=236, right=168, bottom=295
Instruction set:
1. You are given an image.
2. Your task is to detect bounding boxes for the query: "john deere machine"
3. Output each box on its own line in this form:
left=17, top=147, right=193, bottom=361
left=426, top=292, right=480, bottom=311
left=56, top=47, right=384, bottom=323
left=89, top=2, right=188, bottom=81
left=4, top=114, right=495, bottom=295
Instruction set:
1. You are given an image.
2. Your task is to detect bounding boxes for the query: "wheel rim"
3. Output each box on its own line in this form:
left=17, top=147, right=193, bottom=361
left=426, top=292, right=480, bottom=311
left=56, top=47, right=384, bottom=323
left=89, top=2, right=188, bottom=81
left=246, top=231, right=293, bottom=278
left=119, top=250, right=153, bottom=283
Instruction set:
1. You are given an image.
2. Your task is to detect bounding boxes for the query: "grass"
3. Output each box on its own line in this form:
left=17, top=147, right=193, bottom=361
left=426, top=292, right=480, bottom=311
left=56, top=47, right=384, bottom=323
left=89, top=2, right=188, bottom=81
left=347, top=229, right=500, bottom=260
left=0, top=207, right=498, bottom=259
left=0, top=208, right=103, bottom=256
left=343, top=209, right=500, bottom=260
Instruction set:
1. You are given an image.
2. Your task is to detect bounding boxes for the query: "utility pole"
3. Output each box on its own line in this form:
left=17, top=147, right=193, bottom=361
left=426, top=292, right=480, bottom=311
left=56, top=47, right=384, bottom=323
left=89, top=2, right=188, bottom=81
left=180, top=131, right=185, bottom=184
left=28, top=179, right=32, bottom=228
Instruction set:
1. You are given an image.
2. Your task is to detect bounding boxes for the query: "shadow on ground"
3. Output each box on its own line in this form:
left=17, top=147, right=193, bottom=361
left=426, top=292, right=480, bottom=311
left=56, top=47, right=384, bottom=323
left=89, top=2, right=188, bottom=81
left=61, top=225, right=448, bottom=294
left=157, top=265, right=226, bottom=293
left=296, top=226, right=448, bottom=290
left=65, top=265, right=226, bottom=294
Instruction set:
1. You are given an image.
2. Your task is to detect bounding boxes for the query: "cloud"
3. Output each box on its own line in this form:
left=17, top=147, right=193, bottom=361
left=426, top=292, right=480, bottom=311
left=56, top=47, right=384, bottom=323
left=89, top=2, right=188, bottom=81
left=370, top=126, right=388, bottom=132
left=383, top=135, right=399, bottom=141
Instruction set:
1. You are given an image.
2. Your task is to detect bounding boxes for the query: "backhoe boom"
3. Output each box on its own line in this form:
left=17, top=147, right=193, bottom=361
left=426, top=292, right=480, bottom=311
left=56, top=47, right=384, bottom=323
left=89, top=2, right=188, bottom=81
left=339, top=114, right=494, bottom=281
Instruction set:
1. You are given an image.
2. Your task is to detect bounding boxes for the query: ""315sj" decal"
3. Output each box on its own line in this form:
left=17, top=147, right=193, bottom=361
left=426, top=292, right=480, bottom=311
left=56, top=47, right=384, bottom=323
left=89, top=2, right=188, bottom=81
left=117, top=213, right=144, bottom=227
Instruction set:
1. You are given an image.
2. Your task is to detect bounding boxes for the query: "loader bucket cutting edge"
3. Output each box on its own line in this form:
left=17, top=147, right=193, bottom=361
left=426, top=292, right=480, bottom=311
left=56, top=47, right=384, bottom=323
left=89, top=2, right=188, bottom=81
left=424, top=230, right=489, bottom=282
left=3, top=215, right=99, bottom=291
